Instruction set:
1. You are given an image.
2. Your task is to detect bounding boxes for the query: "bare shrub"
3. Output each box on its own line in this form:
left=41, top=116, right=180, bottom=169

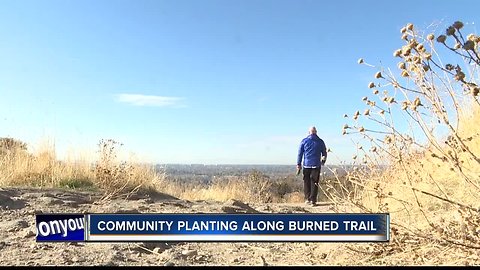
left=330, top=20, right=480, bottom=264
left=93, top=139, right=163, bottom=200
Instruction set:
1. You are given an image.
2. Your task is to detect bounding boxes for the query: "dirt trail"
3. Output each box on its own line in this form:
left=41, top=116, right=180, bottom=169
left=0, top=187, right=352, bottom=266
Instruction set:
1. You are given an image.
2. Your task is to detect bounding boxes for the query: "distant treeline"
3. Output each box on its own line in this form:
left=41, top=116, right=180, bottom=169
left=157, top=164, right=353, bottom=179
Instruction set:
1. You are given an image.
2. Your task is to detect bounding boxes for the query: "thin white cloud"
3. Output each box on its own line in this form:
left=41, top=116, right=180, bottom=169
left=116, top=94, right=185, bottom=107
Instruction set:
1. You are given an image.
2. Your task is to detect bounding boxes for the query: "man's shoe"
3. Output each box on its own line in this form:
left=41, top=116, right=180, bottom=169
left=305, top=200, right=312, bottom=205
left=311, top=202, right=317, bottom=206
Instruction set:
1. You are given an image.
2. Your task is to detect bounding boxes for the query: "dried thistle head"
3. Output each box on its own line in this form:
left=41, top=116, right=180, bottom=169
left=402, top=46, right=411, bottom=56
left=413, top=97, right=422, bottom=106
left=397, top=62, right=406, bottom=70
left=454, top=71, right=465, bottom=81
left=374, top=71, right=383, bottom=79
left=362, top=96, right=368, bottom=101
left=453, top=21, right=464, bottom=30
left=358, top=58, right=364, bottom=64
left=358, top=127, right=365, bottom=132
left=373, top=89, right=379, bottom=95
left=401, top=70, right=409, bottom=77
left=343, top=114, right=348, bottom=118
left=454, top=42, right=461, bottom=50
left=364, top=109, right=370, bottom=116
left=368, top=82, right=375, bottom=88
left=466, top=34, right=480, bottom=43
left=446, top=26, right=456, bottom=36
left=387, top=97, right=395, bottom=104
left=406, top=23, right=414, bottom=31
left=463, top=40, right=475, bottom=50
left=343, top=124, right=350, bottom=129
left=393, top=49, right=402, bottom=57
left=413, top=56, right=421, bottom=64
left=408, top=39, right=418, bottom=49
left=400, top=27, right=407, bottom=34
left=436, top=35, right=447, bottom=43
left=353, top=110, right=360, bottom=120
left=416, top=43, right=425, bottom=52
left=472, top=87, right=479, bottom=97
left=426, top=33, right=435, bottom=41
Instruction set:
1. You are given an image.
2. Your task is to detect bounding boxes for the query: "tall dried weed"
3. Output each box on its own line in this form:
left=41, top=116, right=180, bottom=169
left=327, top=20, right=480, bottom=264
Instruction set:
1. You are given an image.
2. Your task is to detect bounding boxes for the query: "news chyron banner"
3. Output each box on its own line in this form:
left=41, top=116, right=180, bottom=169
left=36, top=213, right=390, bottom=242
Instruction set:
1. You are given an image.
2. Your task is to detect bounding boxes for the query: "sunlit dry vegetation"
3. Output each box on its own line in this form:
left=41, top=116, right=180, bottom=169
left=325, top=20, right=480, bottom=265
left=0, top=138, right=162, bottom=200
left=0, top=137, right=309, bottom=203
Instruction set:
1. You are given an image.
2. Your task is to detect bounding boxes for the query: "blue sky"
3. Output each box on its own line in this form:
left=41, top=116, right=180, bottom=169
left=0, top=0, right=478, bottom=165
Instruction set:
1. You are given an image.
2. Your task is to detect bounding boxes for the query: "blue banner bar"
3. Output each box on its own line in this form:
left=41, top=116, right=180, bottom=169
left=87, top=213, right=389, bottom=242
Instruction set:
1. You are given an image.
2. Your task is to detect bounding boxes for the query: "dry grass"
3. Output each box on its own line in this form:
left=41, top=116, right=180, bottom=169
left=0, top=142, right=91, bottom=188
left=155, top=171, right=305, bottom=203
left=0, top=138, right=163, bottom=200
left=0, top=138, right=305, bottom=203
left=381, top=107, right=480, bottom=220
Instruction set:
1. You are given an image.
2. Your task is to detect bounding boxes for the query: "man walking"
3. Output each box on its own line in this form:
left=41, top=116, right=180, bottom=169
left=297, top=126, right=327, bottom=206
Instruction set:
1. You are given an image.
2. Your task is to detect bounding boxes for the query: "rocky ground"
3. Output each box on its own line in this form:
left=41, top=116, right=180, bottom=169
left=0, top=187, right=360, bottom=266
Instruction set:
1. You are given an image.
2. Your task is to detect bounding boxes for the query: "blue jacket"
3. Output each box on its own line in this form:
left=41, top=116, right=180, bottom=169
left=297, top=134, right=327, bottom=168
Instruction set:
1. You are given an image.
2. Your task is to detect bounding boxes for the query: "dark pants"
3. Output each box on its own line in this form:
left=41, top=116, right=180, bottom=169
left=303, top=167, right=320, bottom=203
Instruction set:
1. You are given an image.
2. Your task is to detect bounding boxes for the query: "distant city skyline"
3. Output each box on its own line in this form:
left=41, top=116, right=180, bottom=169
left=1, top=0, right=478, bottom=165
